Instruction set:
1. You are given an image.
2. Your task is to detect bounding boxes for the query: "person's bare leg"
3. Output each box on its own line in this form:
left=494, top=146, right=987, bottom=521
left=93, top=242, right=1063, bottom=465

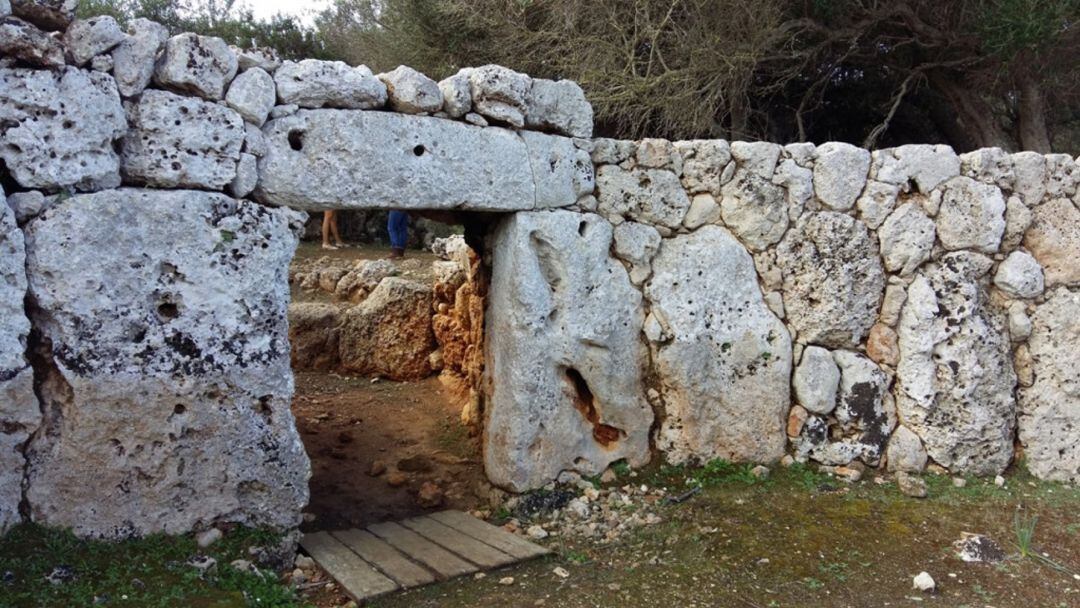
left=322, top=210, right=337, bottom=250
left=330, top=210, right=344, bottom=247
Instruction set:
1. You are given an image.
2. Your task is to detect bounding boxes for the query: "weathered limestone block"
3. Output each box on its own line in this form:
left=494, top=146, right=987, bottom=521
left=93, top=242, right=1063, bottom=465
left=772, top=158, right=814, bottom=211
left=486, top=211, right=652, bottom=491
left=1002, top=196, right=1032, bottom=252
left=793, top=345, right=839, bottom=415
left=0, top=1, right=10, bottom=16
left=829, top=350, right=895, bottom=464
left=647, top=225, right=791, bottom=465
left=274, top=60, right=386, bottom=109
left=596, top=165, right=691, bottom=229
left=720, top=165, right=789, bottom=251
left=936, top=176, right=1006, bottom=254
left=878, top=203, right=935, bottom=276
left=1044, top=153, right=1079, bottom=199
left=777, top=212, right=884, bottom=349
left=90, top=53, right=113, bottom=73
left=1011, top=151, right=1047, bottom=205
left=438, top=72, right=471, bottom=118
left=10, top=0, right=76, bottom=30
left=154, top=32, right=238, bottom=100
left=288, top=302, right=341, bottom=371
left=873, top=144, right=960, bottom=193
left=121, top=89, right=244, bottom=190
left=466, top=65, right=531, bottom=128
left=886, top=425, right=928, bottom=473
left=0, top=195, right=38, bottom=534
left=0, top=15, right=64, bottom=66
left=895, top=252, right=1016, bottom=475
left=378, top=65, right=442, bottom=114
left=63, top=16, right=125, bottom=66
left=229, top=152, right=258, bottom=198
left=0, top=67, right=126, bottom=192
left=520, top=130, right=594, bottom=209
left=525, top=78, right=593, bottom=138
left=674, top=140, right=730, bottom=196
left=813, top=142, right=870, bottom=211
left=111, top=18, right=168, bottom=97
left=960, top=147, right=1013, bottom=189
left=257, top=110, right=564, bottom=211
left=612, top=221, right=661, bottom=285
left=1024, top=197, right=1080, bottom=287
left=683, top=193, right=720, bottom=230
left=235, top=46, right=281, bottom=73
left=1018, top=288, right=1080, bottom=483
left=23, top=189, right=310, bottom=538
left=993, top=251, right=1044, bottom=299
left=338, top=277, right=435, bottom=381
left=856, top=180, right=900, bottom=229
left=225, top=67, right=276, bottom=126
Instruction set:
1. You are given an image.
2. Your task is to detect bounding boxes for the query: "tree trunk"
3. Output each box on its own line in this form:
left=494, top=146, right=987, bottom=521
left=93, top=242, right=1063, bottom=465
left=1016, top=71, right=1053, bottom=152
left=928, top=71, right=1013, bottom=152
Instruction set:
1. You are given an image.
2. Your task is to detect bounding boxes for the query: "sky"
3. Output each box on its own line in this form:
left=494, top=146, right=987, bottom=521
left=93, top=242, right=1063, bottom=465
left=247, top=0, right=331, bottom=25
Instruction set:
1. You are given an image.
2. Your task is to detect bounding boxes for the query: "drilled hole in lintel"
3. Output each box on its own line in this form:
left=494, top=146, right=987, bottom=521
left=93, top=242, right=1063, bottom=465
left=578, top=220, right=589, bottom=237
left=157, top=302, right=180, bottom=321
left=288, top=130, right=305, bottom=151
left=413, top=144, right=426, bottom=156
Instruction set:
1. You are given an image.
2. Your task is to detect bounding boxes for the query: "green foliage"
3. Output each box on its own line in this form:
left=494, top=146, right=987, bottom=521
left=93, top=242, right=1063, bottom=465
left=0, top=524, right=310, bottom=608
left=978, top=0, right=1080, bottom=58
left=1013, top=511, right=1038, bottom=558
left=686, top=459, right=761, bottom=487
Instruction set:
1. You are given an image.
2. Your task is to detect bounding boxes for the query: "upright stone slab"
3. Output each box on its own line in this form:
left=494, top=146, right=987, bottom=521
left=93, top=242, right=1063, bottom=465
left=646, top=225, right=791, bottom=465
left=1018, top=288, right=1080, bottom=483
left=23, top=189, right=310, bottom=538
left=895, top=252, right=1017, bottom=475
left=485, top=211, right=652, bottom=492
left=257, top=110, right=570, bottom=211
left=0, top=195, right=38, bottom=534
left=0, top=67, right=126, bottom=192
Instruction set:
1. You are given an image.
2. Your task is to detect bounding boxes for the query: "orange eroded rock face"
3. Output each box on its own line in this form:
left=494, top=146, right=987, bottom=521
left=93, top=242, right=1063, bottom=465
left=431, top=247, right=486, bottom=417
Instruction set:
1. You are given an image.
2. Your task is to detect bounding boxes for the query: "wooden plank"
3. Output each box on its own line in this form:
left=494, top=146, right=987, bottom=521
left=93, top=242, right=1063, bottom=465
left=400, top=516, right=516, bottom=569
left=429, top=510, right=550, bottom=560
left=331, top=528, right=436, bottom=588
left=367, top=521, right=479, bottom=579
left=300, top=531, right=398, bottom=601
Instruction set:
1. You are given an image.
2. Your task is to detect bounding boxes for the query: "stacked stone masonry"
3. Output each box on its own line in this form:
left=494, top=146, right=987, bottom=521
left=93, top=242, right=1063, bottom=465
left=0, top=1, right=1077, bottom=539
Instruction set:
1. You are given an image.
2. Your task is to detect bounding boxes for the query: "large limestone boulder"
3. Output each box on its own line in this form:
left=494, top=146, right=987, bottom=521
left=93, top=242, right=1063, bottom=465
left=257, top=110, right=578, bottom=211
left=777, top=212, right=884, bottom=349
left=674, top=139, right=730, bottom=196
left=485, top=211, right=652, bottom=491
left=935, top=176, right=1006, bottom=254
left=525, top=78, right=593, bottom=138
left=225, top=67, right=276, bottom=126
left=895, top=252, right=1016, bottom=475
left=154, top=32, right=238, bottom=100
left=63, top=16, right=125, bottom=66
left=719, top=164, right=789, bottom=251
left=378, top=65, right=442, bottom=114
left=0, top=195, right=38, bottom=534
left=595, top=165, right=691, bottom=229
left=1018, top=288, right=1080, bottom=483
left=22, top=189, right=310, bottom=538
left=873, top=144, right=960, bottom=193
left=338, top=277, right=436, bottom=381
left=0, top=67, right=126, bottom=192
left=121, top=89, right=244, bottom=190
left=10, top=0, right=77, bottom=30
left=646, top=225, right=791, bottom=465
left=274, top=60, right=386, bottom=109
left=0, top=15, right=64, bottom=67
left=465, top=65, right=531, bottom=128
left=1023, top=197, right=1080, bottom=287
left=111, top=18, right=168, bottom=97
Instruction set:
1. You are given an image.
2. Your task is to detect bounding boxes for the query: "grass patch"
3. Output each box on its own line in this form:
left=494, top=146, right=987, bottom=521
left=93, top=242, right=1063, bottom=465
left=0, top=524, right=311, bottom=608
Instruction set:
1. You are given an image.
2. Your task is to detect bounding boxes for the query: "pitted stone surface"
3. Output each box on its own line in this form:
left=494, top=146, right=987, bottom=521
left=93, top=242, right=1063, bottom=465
left=485, top=211, right=652, bottom=491
left=873, top=144, right=960, bottom=193
left=612, top=221, right=661, bottom=285
left=225, top=67, right=276, bottom=126
left=878, top=203, right=935, bottom=276
left=936, top=176, right=1006, bottom=254
left=1024, top=197, right=1080, bottom=287
left=63, top=16, right=125, bottom=66
left=0, top=197, right=38, bottom=534
left=338, top=277, right=436, bottom=381
left=895, top=252, right=1016, bottom=475
left=379, top=65, right=442, bottom=114
left=438, top=72, right=471, bottom=118
left=257, top=110, right=547, bottom=211
left=886, top=425, right=927, bottom=473
left=647, top=225, right=790, bottom=465
left=275, top=60, right=387, bottom=110
left=121, top=89, right=244, bottom=190
left=466, top=65, right=531, bottom=128
left=23, top=189, right=310, bottom=538
left=1018, top=288, right=1080, bottom=483
left=520, top=130, right=594, bottom=209
left=525, top=78, right=593, bottom=138
left=0, top=67, right=126, bottom=192
left=777, top=212, right=884, bottom=349
left=154, top=33, right=238, bottom=100
left=111, top=18, right=168, bottom=97
left=0, top=15, right=64, bottom=66
left=595, top=165, right=691, bottom=229
left=993, top=251, right=1044, bottom=299
left=720, top=164, right=788, bottom=251
left=674, top=140, right=730, bottom=196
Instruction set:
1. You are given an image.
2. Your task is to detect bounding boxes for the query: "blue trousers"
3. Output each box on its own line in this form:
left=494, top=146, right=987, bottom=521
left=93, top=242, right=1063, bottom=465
left=388, top=211, right=409, bottom=249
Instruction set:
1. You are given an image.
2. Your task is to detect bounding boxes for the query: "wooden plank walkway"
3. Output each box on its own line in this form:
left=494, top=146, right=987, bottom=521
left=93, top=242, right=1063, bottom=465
left=299, top=510, right=550, bottom=603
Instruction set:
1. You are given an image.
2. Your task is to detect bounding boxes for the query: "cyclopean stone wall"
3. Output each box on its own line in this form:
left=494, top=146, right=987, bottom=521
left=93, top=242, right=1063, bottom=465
left=0, top=0, right=1077, bottom=538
